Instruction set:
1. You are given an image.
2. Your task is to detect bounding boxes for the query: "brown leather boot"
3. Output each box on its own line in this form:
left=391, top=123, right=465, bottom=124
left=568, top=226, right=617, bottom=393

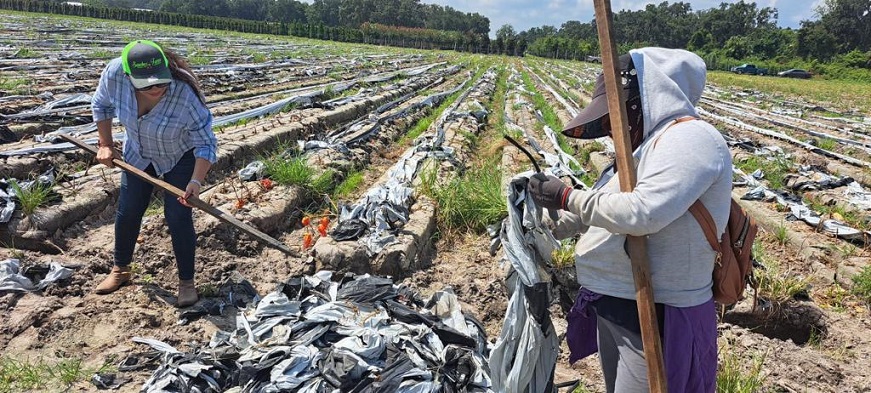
left=177, top=279, right=198, bottom=307
left=95, top=266, right=132, bottom=294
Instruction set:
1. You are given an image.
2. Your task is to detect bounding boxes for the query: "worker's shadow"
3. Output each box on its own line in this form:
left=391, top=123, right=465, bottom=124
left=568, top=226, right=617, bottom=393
left=139, top=278, right=251, bottom=332
left=141, top=283, right=176, bottom=306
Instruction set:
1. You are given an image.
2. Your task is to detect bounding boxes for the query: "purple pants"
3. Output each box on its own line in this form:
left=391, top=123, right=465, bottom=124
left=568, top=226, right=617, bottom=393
left=566, top=288, right=717, bottom=393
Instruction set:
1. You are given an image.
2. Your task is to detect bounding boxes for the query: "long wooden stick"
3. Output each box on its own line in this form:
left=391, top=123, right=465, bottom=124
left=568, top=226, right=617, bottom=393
left=60, top=134, right=299, bottom=257
left=592, top=1, right=668, bottom=391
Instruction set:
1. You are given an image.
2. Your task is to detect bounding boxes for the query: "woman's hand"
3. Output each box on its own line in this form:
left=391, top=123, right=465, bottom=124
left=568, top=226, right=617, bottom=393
left=96, top=146, right=115, bottom=167
left=178, top=181, right=201, bottom=208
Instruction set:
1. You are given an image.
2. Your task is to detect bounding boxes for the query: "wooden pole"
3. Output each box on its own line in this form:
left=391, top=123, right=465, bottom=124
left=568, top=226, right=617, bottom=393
left=592, top=0, right=668, bottom=391
left=60, top=134, right=299, bottom=257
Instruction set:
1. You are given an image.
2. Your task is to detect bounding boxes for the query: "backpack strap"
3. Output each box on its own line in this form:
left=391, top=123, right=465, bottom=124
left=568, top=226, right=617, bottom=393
left=652, top=116, right=698, bottom=148
left=688, top=200, right=721, bottom=253
left=649, top=116, right=721, bottom=258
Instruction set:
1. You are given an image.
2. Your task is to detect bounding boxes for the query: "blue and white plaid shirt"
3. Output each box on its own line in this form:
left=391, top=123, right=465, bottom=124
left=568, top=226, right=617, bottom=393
left=92, top=58, right=217, bottom=176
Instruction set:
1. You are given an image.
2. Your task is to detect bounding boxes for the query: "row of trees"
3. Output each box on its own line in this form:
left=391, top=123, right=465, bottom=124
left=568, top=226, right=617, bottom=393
left=3, top=0, right=869, bottom=79
left=77, top=0, right=491, bottom=37
left=496, top=0, right=870, bottom=79
left=0, top=0, right=492, bottom=51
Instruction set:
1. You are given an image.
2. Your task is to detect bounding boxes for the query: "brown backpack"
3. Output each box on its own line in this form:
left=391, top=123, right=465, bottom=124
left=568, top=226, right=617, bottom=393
left=689, top=199, right=758, bottom=305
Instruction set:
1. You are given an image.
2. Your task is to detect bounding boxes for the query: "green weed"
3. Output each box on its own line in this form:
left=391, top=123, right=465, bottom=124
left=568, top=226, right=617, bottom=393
left=9, top=179, right=55, bottom=216
left=311, top=169, right=336, bottom=195
left=144, top=195, right=164, bottom=217
left=852, top=265, right=871, bottom=306
left=0, top=356, right=97, bottom=391
left=773, top=221, right=789, bottom=246
left=428, top=162, right=506, bottom=233
left=265, top=156, right=312, bottom=187
left=754, top=242, right=810, bottom=306
left=716, top=349, right=766, bottom=393
left=733, top=155, right=793, bottom=190
left=87, top=49, right=113, bottom=59
left=13, top=47, right=36, bottom=58
left=552, top=238, right=576, bottom=268
left=0, top=77, right=28, bottom=93
left=187, top=53, right=211, bottom=66
left=401, top=90, right=463, bottom=144
left=816, top=137, right=837, bottom=151
left=333, top=171, right=364, bottom=199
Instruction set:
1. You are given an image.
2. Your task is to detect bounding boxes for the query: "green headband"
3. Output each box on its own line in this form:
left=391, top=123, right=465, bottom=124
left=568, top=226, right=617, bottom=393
left=121, top=40, right=169, bottom=75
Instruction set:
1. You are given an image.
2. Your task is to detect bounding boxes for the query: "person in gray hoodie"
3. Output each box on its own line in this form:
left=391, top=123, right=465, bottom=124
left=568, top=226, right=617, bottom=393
left=528, top=48, right=731, bottom=392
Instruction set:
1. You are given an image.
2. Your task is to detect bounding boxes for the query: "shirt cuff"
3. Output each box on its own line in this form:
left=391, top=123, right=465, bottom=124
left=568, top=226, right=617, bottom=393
left=92, top=109, right=114, bottom=122
left=193, top=146, right=218, bottom=164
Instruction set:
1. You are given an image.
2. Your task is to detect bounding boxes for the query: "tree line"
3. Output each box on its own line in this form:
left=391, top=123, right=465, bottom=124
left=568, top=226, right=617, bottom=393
left=511, top=0, right=871, bottom=80
left=3, top=0, right=870, bottom=80
left=79, top=0, right=490, bottom=37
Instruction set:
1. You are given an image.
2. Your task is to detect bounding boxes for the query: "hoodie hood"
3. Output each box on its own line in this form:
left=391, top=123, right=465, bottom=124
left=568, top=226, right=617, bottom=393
left=629, top=47, right=706, bottom=140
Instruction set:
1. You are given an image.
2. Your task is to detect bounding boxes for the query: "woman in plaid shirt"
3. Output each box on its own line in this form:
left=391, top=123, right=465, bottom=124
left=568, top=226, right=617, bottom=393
left=91, top=40, right=217, bottom=307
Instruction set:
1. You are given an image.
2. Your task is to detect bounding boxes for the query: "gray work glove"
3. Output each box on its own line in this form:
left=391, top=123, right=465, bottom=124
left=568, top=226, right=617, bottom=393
left=527, top=173, right=573, bottom=210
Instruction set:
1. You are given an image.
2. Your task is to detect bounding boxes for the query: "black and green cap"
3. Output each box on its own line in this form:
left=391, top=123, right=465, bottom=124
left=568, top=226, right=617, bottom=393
left=121, top=40, right=172, bottom=89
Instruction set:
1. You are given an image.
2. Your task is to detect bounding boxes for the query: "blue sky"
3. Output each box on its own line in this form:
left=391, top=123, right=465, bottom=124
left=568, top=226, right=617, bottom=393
left=426, top=0, right=824, bottom=36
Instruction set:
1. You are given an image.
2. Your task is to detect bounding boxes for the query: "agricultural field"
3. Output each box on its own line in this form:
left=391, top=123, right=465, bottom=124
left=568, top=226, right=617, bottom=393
left=2, top=11, right=871, bottom=393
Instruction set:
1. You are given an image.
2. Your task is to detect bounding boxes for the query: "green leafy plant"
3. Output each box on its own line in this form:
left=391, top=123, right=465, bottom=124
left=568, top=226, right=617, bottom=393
left=199, top=283, right=219, bottom=297
left=552, top=238, right=576, bottom=268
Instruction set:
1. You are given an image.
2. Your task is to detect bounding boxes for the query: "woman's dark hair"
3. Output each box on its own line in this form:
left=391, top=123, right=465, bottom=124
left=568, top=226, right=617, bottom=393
left=164, top=48, right=206, bottom=104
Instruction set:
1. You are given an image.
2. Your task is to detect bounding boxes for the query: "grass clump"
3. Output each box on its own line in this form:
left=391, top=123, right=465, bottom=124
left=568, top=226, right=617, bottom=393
left=754, top=241, right=810, bottom=306
left=733, top=154, right=793, bottom=190
left=263, top=153, right=337, bottom=196
left=9, top=179, right=56, bottom=216
left=816, top=137, right=837, bottom=151
left=333, top=171, right=364, bottom=199
left=716, top=349, right=766, bottom=393
left=0, top=77, right=29, bottom=94
left=426, top=162, right=506, bottom=233
left=401, top=89, right=463, bottom=144
left=552, top=238, right=576, bottom=268
left=852, top=265, right=871, bottom=306
left=264, top=156, right=312, bottom=187
left=0, top=356, right=99, bottom=391
left=311, top=169, right=336, bottom=195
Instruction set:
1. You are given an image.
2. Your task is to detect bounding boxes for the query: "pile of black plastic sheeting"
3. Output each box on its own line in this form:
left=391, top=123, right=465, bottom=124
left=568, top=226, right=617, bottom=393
left=132, top=271, right=493, bottom=392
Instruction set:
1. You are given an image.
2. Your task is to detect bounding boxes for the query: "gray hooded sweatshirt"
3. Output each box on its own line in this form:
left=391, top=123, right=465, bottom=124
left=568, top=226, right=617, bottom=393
left=557, top=48, right=732, bottom=307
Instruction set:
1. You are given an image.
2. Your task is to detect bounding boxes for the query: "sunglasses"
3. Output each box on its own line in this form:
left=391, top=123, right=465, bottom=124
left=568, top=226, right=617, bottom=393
left=135, top=82, right=170, bottom=92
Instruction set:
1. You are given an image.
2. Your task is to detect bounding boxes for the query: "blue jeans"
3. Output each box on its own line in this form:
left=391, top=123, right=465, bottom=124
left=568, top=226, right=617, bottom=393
left=114, top=150, right=196, bottom=280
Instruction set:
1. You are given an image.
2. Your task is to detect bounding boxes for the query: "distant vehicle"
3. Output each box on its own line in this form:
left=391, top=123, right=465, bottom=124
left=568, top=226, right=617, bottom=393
left=777, top=68, right=812, bottom=79
left=730, top=63, right=768, bottom=75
